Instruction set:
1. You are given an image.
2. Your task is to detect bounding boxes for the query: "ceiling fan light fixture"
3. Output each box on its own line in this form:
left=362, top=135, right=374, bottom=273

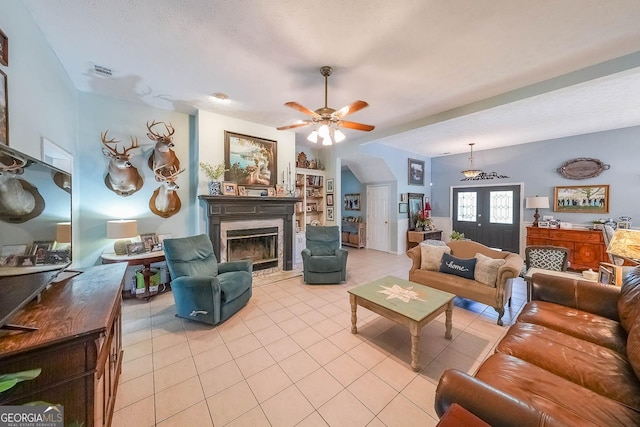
left=334, top=128, right=345, bottom=143
left=307, top=130, right=318, bottom=143
left=322, top=136, right=332, bottom=146
left=318, top=124, right=330, bottom=138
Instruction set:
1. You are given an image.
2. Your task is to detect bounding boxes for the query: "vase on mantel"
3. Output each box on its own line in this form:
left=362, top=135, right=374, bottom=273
left=209, top=181, right=222, bottom=195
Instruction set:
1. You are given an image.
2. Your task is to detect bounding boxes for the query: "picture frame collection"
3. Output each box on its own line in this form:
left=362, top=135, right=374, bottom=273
left=126, top=233, right=169, bottom=256
left=0, top=240, right=70, bottom=267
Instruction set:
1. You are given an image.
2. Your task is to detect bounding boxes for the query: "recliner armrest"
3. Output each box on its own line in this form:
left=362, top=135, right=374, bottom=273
left=435, top=369, right=565, bottom=427
left=171, top=275, right=220, bottom=292
left=218, top=259, right=253, bottom=274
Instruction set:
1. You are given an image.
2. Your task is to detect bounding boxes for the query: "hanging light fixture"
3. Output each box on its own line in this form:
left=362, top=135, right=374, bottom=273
left=461, top=143, right=482, bottom=178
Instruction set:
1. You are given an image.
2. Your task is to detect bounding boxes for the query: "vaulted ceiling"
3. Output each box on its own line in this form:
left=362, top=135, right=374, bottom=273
left=22, top=0, right=640, bottom=157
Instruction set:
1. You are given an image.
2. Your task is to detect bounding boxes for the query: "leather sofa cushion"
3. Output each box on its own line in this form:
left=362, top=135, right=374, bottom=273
left=619, top=266, right=640, bottom=332
left=496, top=322, right=640, bottom=409
left=517, top=301, right=627, bottom=354
left=475, top=353, right=640, bottom=426
left=420, top=244, right=451, bottom=270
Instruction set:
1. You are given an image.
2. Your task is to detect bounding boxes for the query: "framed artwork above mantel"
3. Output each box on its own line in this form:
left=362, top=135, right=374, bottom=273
left=224, top=131, right=277, bottom=188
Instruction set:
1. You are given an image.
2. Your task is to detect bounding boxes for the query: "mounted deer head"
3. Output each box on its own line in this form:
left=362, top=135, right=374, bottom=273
left=101, top=131, right=144, bottom=196
left=149, top=163, right=184, bottom=218
left=0, top=155, right=45, bottom=222
left=146, top=120, right=180, bottom=173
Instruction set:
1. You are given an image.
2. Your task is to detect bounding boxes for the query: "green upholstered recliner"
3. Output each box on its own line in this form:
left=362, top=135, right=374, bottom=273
left=163, top=234, right=253, bottom=325
left=302, top=226, right=348, bottom=284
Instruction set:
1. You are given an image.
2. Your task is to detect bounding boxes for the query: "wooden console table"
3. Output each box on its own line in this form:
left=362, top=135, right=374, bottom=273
left=0, top=263, right=127, bottom=427
left=407, top=229, right=443, bottom=249
left=526, top=227, right=608, bottom=271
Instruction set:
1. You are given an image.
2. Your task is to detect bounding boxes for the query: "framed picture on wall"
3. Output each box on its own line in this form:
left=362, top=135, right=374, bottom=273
left=553, top=184, right=609, bottom=213
left=224, top=131, right=277, bottom=187
left=344, top=193, right=360, bottom=210
left=326, top=194, right=334, bottom=206
left=399, top=202, right=408, bottom=214
left=326, top=207, right=334, bottom=221
left=0, top=70, right=8, bottom=145
left=408, top=158, right=424, bottom=186
left=0, top=28, right=7, bottom=67
left=326, top=178, right=334, bottom=193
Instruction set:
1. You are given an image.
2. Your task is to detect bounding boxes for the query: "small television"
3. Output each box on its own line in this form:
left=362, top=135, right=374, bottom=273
left=0, top=144, right=72, bottom=330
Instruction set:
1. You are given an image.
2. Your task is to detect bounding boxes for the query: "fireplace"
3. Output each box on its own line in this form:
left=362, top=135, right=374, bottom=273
left=226, top=227, right=278, bottom=271
left=199, top=195, right=300, bottom=271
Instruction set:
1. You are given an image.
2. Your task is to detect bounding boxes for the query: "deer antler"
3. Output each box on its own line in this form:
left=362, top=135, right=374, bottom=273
left=122, top=136, right=140, bottom=156
left=154, top=163, right=184, bottom=181
left=146, top=120, right=175, bottom=140
left=101, top=130, right=122, bottom=155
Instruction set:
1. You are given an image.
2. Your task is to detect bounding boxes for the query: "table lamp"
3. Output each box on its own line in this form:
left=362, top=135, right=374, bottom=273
left=606, top=228, right=640, bottom=265
left=107, top=220, right=138, bottom=255
left=55, top=222, right=71, bottom=249
left=526, top=196, right=549, bottom=227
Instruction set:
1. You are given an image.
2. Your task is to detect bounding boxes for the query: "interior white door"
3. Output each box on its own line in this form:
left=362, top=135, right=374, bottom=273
left=366, top=185, right=390, bottom=252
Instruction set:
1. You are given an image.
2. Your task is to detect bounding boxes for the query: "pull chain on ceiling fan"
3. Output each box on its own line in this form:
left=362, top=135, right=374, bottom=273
left=277, top=66, right=375, bottom=145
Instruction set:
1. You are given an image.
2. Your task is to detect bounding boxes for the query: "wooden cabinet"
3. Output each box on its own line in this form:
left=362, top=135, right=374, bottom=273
left=407, top=230, right=443, bottom=249
left=295, top=168, right=325, bottom=231
left=342, top=221, right=366, bottom=248
left=526, top=226, right=608, bottom=271
left=0, top=263, right=127, bottom=427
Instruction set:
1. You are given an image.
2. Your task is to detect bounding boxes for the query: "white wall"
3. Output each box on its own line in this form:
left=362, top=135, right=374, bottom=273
left=195, top=110, right=297, bottom=233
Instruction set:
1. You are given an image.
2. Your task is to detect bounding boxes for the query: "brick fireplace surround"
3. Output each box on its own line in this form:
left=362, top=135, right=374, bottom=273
left=199, top=195, right=301, bottom=271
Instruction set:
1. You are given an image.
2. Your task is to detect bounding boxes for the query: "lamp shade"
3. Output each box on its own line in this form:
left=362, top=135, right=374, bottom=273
left=526, top=196, right=549, bottom=209
left=107, top=220, right=138, bottom=239
left=56, top=222, right=71, bottom=243
left=607, top=228, right=640, bottom=263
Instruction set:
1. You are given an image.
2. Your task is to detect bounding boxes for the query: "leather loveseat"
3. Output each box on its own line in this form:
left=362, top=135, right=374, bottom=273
left=435, top=267, right=640, bottom=426
left=407, top=240, right=523, bottom=325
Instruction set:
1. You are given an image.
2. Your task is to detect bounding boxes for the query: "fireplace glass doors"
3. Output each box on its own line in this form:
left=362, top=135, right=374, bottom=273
left=227, top=227, right=278, bottom=271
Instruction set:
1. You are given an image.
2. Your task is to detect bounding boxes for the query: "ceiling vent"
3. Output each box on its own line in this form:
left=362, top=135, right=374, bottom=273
left=93, top=64, right=112, bottom=77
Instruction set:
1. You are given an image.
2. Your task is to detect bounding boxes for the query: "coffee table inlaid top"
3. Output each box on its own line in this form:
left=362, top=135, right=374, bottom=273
left=348, top=276, right=455, bottom=322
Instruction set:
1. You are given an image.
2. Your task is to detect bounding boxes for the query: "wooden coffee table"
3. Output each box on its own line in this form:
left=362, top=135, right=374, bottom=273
left=349, top=275, right=455, bottom=371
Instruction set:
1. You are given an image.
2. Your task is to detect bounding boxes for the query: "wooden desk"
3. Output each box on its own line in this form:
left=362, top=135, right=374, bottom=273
left=101, top=251, right=166, bottom=300
left=0, top=263, right=126, bottom=427
left=407, top=229, right=443, bottom=249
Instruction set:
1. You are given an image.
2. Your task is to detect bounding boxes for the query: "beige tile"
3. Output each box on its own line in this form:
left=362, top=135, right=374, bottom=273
left=225, top=406, right=271, bottom=427
left=291, top=326, right=325, bottom=348
left=296, top=411, right=329, bottom=426
left=265, top=336, right=303, bottom=361
left=371, top=357, right=417, bottom=391
left=279, top=350, right=321, bottom=382
left=111, top=395, right=155, bottom=427
left=122, top=338, right=153, bottom=363
left=261, top=385, right=315, bottom=427
left=288, top=301, right=313, bottom=315
left=296, top=367, right=344, bottom=409
left=156, top=401, right=213, bottom=427
left=365, top=417, right=388, bottom=427
left=347, top=342, right=388, bottom=370
left=193, top=344, right=233, bottom=373
left=218, top=320, right=252, bottom=343
left=449, top=329, right=495, bottom=361
left=318, top=389, right=375, bottom=427
left=244, top=313, right=275, bottom=332
left=253, top=323, right=287, bottom=345
left=122, top=328, right=152, bottom=347
left=328, top=329, right=364, bottom=352
left=299, top=309, right=327, bottom=325
left=306, top=339, right=344, bottom=366
left=226, top=333, right=263, bottom=358
left=247, top=364, right=292, bottom=403
left=200, top=360, right=244, bottom=397
left=207, top=381, right=258, bottom=426
left=154, top=376, right=204, bottom=422
left=154, top=357, right=197, bottom=392
left=152, top=331, right=188, bottom=352
left=313, top=317, right=344, bottom=338
left=152, top=342, right=192, bottom=370
left=151, top=318, right=183, bottom=337
left=348, top=371, right=398, bottom=414
left=257, top=300, right=284, bottom=313
left=268, top=307, right=296, bottom=323
left=278, top=316, right=308, bottom=335
left=187, top=328, right=225, bottom=355
left=234, top=347, right=276, bottom=378
left=120, top=354, right=153, bottom=383
left=324, top=353, right=367, bottom=387
left=122, top=316, right=152, bottom=335
left=114, top=372, right=154, bottom=411
left=402, top=375, right=439, bottom=419
left=377, top=394, right=437, bottom=427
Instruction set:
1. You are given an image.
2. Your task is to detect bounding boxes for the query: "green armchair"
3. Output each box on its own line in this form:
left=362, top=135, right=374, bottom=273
left=302, top=226, right=348, bottom=284
left=163, top=234, right=252, bottom=325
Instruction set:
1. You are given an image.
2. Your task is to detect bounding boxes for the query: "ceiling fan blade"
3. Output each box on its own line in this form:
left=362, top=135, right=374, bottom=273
left=334, top=100, right=369, bottom=118
left=340, top=121, right=375, bottom=132
left=284, top=102, right=319, bottom=117
left=277, top=121, right=312, bottom=131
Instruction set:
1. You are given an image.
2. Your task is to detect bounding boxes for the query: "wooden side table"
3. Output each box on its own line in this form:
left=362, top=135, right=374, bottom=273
left=101, top=251, right=166, bottom=301
left=407, top=229, right=443, bottom=249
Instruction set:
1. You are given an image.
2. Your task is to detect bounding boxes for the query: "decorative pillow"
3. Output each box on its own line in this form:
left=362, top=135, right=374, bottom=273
left=420, top=245, right=451, bottom=271
left=439, top=253, right=476, bottom=280
left=420, top=239, right=448, bottom=247
left=474, top=253, right=506, bottom=287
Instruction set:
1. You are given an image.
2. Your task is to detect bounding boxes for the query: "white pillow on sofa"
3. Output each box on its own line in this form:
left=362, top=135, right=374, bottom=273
left=474, top=253, right=506, bottom=287
left=420, top=245, right=451, bottom=271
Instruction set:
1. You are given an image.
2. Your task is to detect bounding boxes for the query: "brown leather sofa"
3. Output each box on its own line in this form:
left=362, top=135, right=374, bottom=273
left=434, top=267, right=640, bottom=426
left=407, top=241, right=523, bottom=325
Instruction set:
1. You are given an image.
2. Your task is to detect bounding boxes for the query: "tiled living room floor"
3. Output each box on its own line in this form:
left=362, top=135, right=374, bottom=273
left=112, top=248, right=527, bottom=427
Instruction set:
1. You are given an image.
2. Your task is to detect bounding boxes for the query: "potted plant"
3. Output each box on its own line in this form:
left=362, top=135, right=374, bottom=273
left=450, top=230, right=465, bottom=240
left=200, top=162, right=227, bottom=195
left=413, top=209, right=432, bottom=231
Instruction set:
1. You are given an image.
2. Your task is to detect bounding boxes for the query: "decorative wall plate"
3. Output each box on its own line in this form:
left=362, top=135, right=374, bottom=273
left=557, top=158, right=610, bottom=180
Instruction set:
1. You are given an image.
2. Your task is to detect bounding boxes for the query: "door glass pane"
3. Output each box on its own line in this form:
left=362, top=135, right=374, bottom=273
left=457, top=192, right=477, bottom=222
left=490, top=191, right=513, bottom=224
